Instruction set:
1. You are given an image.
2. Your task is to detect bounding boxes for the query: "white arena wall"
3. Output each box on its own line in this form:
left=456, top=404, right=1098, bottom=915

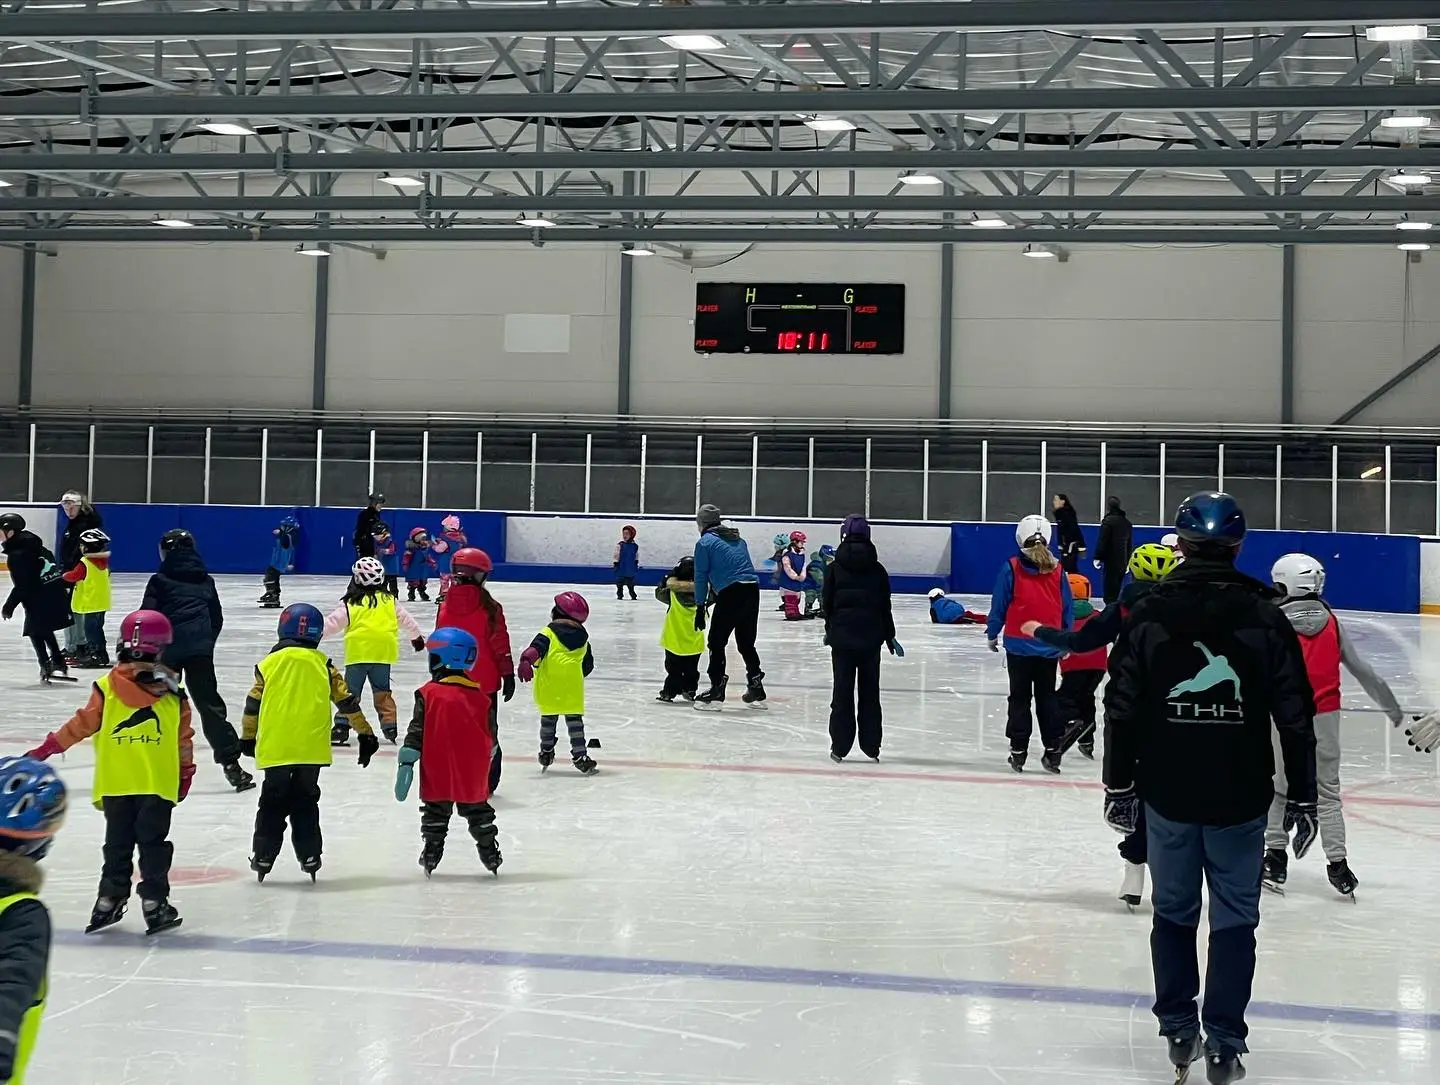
left=1422, top=538, right=1440, bottom=614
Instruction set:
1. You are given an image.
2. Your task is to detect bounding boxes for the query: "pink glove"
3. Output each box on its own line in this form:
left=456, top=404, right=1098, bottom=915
left=178, top=763, right=196, bottom=802
left=518, top=647, right=539, bottom=683
left=25, top=733, right=63, bottom=762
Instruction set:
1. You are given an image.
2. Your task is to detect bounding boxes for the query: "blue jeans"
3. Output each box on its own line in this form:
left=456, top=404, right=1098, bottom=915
left=336, top=663, right=392, bottom=725
left=81, top=611, right=106, bottom=650
left=1145, top=806, right=1266, bottom=1056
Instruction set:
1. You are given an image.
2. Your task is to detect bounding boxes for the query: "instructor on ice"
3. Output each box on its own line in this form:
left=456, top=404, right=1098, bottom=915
left=1100, top=491, right=1317, bottom=1085
left=691, top=504, right=765, bottom=709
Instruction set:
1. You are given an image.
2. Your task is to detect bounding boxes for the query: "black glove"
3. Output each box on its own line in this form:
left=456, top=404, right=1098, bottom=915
left=357, top=732, right=380, bottom=768
left=694, top=608, right=707, bottom=632
left=1283, top=800, right=1319, bottom=859
left=411, top=636, right=426, bottom=653
left=1104, top=787, right=1139, bottom=835
left=502, top=675, right=516, bottom=703
left=0, top=603, right=12, bottom=622
left=238, top=738, right=256, bottom=758
left=612, top=561, right=619, bottom=569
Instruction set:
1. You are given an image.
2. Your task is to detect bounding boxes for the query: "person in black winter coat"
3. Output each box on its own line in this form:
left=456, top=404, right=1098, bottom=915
left=141, top=530, right=255, bottom=793
left=820, top=515, right=902, bottom=762
left=58, top=491, right=103, bottom=660
left=1093, top=497, right=1134, bottom=604
left=1051, top=494, right=1086, bottom=574
left=0, top=515, right=73, bottom=680
left=353, top=493, right=386, bottom=559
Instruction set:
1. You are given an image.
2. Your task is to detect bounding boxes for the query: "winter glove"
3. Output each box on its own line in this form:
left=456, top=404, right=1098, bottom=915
left=886, top=638, right=905, bottom=658
left=24, top=733, right=63, bottom=762
left=502, top=675, right=516, bottom=702
left=395, top=746, right=419, bottom=802
left=1405, top=711, right=1440, bottom=753
left=357, top=732, right=380, bottom=768
left=1283, top=800, right=1319, bottom=859
left=238, top=738, right=256, bottom=758
left=0, top=603, right=12, bottom=621
left=518, top=647, right=540, bottom=684
left=1104, top=787, right=1139, bottom=835
left=381, top=723, right=398, bottom=744
left=694, top=607, right=707, bottom=632
left=178, top=763, right=195, bottom=803
left=411, top=637, right=426, bottom=653
left=612, top=561, right=619, bottom=569
left=987, top=638, right=1000, bottom=654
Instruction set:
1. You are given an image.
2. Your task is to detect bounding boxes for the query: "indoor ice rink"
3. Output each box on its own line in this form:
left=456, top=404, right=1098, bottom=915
left=1, top=3, right=1440, bottom=1085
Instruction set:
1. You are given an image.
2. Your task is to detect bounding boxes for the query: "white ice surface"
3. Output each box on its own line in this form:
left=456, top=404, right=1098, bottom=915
left=8, top=575, right=1440, bottom=1084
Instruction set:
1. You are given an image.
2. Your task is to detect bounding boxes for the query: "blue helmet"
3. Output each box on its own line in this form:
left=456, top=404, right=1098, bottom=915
left=1175, top=491, right=1246, bottom=546
left=0, top=757, right=66, bottom=858
left=280, top=515, right=298, bottom=530
left=426, top=627, right=479, bottom=674
left=277, top=603, right=324, bottom=645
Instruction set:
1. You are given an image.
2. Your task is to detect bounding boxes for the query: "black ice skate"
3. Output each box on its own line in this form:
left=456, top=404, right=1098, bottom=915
left=655, top=690, right=677, bottom=703
left=382, top=723, right=398, bottom=744
left=1077, top=738, right=1095, bottom=760
left=1204, top=1049, right=1246, bottom=1085
left=85, top=896, right=127, bottom=934
left=1120, top=861, right=1146, bottom=910
left=1327, top=859, right=1359, bottom=899
left=1165, top=1033, right=1202, bottom=1084
left=572, top=753, right=599, bottom=775
left=258, top=589, right=281, bottom=609
left=420, top=839, right=444, bottom=878
left=478, top=841, right=503, bottom=876
left=40, top=657, right=76, bottom=684
left=1007, top=749, right=1027, bottom=773
left=143, top=898, right=183, bottom=935
left=300, top=855, right=322, bottom=882
left=330, top=722, right=351, bottom=747
left=741, top=673, right=768, bottom=709
left=1261, top=848, right=1288, bottom=895
left=250, top=854, right=276, bottom=882
left=1040, top=749, right=1063, bottom=774
left=418, top=586, right=430, bottom=602
left=538, top=747, right=555, bottom=772
left=693, top=675, right=728, bottom=711
left=829, top=751, right=845, bottom=763
left=223, top=759, right=256, bottom=792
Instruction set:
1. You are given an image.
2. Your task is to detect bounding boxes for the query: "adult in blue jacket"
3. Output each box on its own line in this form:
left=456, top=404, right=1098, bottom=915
left=692, top=504, right=765, bottom=709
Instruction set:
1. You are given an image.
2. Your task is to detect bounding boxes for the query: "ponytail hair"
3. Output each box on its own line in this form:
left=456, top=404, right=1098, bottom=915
left=1023, top=541, right=1059, bottom=573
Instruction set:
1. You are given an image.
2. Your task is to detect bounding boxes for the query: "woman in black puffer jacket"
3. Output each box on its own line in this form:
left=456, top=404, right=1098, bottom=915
left=821, top=515, right=901, bottom=763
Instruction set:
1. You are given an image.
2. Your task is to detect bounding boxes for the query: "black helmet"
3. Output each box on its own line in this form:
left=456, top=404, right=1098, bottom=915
left=1174, top=491, right=1246, bottom=547
left=0, top=513, right=25, bottom=534
left=159, top=528, right=195, bottom=553
left=368, top=492, right=385, bottom=505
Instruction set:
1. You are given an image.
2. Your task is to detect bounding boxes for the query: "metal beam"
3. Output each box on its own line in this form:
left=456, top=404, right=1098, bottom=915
left=312, top=250, right=330, bottom=412
left=1281, top=245, right=1296, bottom=424
left=17, top=243, right=35, bottom=407
left=1332, top=339, right=1440, bottom=426
left=938, top=239, right=954, bottom=420
left=0, top=3, right=1421, bottom=40
left=4, top=86, right=1438, bottom=120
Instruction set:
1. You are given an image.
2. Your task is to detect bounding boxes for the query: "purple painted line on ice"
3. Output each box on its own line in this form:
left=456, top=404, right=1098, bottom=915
left=54, top=929, right=1440, bottom=1032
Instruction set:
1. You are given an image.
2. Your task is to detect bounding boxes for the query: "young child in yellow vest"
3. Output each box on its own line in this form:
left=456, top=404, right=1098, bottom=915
left=517, top=591, right=597, bottom=775
left=322, top=557, right=427, bottom=746
left=27, top=609, right=193, bottom=936
left=0, top=755, right=66, bottom=1085
left=60, top=527, right=111, bottom=669
left=240, top=603, right=378, bottom=882
left=654, top=556, right=703, bottom=702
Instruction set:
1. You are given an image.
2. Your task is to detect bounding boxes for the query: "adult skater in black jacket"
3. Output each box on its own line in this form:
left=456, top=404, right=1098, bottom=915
left=141, top=529, right=255, bottom=793
left=1102, top=491, right=1317, bottom=1085
left=1093, top=497, right=1133, bottom=604
left=0, top=514, right=73, bottom=682
left=353, top=493, right=386, bottom=559
left=1051, top=494, right=1086, bottom=573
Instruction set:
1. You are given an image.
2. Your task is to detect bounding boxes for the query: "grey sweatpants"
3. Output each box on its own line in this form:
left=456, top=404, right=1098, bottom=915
left=1266, top=710, right=1344, bottom=861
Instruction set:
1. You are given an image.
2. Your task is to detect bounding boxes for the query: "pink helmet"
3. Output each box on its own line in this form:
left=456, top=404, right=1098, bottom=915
left=118, top=610, right=173, bottom=659
left=442, top=514, right=461, bottom=532
left=554, top=591, right=590, bottom=623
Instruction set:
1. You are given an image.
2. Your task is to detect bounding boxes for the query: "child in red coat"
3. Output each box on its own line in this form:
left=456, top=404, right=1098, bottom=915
left=1055, top=573, right=1107, bottom=759
left=434, top=548, right=515, bottom=793
left=395, top=627, right=500, bottom=876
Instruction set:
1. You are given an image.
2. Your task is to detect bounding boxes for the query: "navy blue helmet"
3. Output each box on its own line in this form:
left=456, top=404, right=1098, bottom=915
left=1174, top=491, right=1246, bottom=546
left=277, top=603, right=324, bottom=645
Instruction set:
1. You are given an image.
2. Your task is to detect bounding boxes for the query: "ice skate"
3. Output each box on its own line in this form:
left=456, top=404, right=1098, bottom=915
left=478, top=841, right=502, bottom=876
left=330, top=722, right=351, bottom=747
left=222, top=759, right=256, bottom=792
left=1327, top=858, right=1359, bottom=899
left=693, top=675, right=728, bottom=711
left=1007, top=749, right=1027, bottom=773
left=1261, top=847, right=1288, bottom=895
left=1120, top=861, right=1146, bottom=910
left=300, top=855, right=322, bottom=882
left=381, top=723, right=398, bottom=744
left=418, top=586, right=430, bottom=602
left=1077, top=739, right=1095, bottom=760
left=61, top=648, right=83, bottom=668
left=250, top=854, right=275, bottom=882
left=1040, top=748, right=1063, bottom=774
left=1204, top=1049, right=1245, bottom=1085
left=655, top=690, right=677, bottom=703
left=1165, top=1033, right=1202, bottom=1083
left=420, top=838, right=444, bottom=878
left=572, top=753, right=599, bottom=775
left=829, top=751, right=844, bottom=763
left=741, top=672, right=768, bottom=709
left=142, top=898, right=183, bottom=935
left=40, top=657, right=76, bottom=684
left=258, top=589, right=281, bottom=609
left=85, top=896, right=127, bottom=934
left=538, top=747, right=555, bottom=772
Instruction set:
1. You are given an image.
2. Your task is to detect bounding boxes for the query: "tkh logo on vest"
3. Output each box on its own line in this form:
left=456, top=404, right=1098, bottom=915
left=1167, top=642, right=1243, bottom=725
left=112, top=706, right=163, bottom=745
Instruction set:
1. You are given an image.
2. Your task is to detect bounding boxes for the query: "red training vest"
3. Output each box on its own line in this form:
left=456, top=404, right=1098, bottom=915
left=1002, top=556, right=1065, bottom=641
left=1060, top=611, right=1109, bottom=674
left=1295, top=611, right=1342, bottom=714
left=417, top=679, right=495, bottom=805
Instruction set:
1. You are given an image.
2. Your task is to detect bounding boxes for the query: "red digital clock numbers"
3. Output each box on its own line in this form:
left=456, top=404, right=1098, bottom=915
left=776, top=331, right=831, bottom=351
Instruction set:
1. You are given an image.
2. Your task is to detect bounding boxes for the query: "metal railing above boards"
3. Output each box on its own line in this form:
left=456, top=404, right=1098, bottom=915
left=2, top=410, right=1437, bottom=536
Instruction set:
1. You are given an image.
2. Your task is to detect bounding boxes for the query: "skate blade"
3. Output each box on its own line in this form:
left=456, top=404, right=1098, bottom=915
left=1261, top=880, right=1286, bottom=896
left=743, top=701, right=770, bottom=710
left=84, top=917, right=124, bottom=935
left=145, top=917, right=183, bottom=936
left=692, top=702, right=724, bottom=712
left=1121, top=895, right=1141, bottom=909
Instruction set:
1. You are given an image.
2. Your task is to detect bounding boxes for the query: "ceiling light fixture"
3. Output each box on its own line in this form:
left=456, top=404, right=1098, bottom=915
left=898, top=171, right=943, bottom=186
left=199, top=121, right=257, bottom=137
left=1396, top=220, right=1434, bottom=231
left=1365, top=25, right=1429, bottom=42
left=378, top=173, right=425, bottom=190
left=0, top=179, right=13, bottom=189
left=1360, top=464, right=1385, bottom=479
left=1397, top=241, right=1432, bottom=252
left=295, top=242, right=331, bottom=257
left=660, top=34, right=724, bottom=51
left=623, top=243, right=656, bottom=256
left=517, top=215, right=558, bottom=228
left=1022, top=243, right=1058, bottom=258
left=1388, top=171, right=1433, bottom=187
left=153, top=218, right=194, bottom=229
left=970, top=215, right=1012, bottom=229
left=803, top=115, right=857, bottom=132
left=1381, top=113, right=1433, bottom=129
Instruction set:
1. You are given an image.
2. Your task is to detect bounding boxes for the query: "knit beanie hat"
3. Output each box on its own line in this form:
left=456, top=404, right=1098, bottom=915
left=841, top=514, right=870, bottom=540
left=696, top=504, right=722, bottom=531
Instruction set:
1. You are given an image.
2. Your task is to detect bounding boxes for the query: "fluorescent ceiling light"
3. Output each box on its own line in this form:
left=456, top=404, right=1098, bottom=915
left=378, top=173, right=425, bottom=190
left=1389, top=171, right=1432, bottom=186
left=153, top=218, right=194, bottom=229
left=1397, top=241, right=1432, bottom=252
left=295, top=243, right=331, bottom=257
left=970, top=215, right=1012, bottom=229
left=1360, top=464, right=1385, bottom=478
left=1365, top=25, right=1429, bottom=42
left=1381, top=113, right=1432, bottom=129
left=623, top=243, right=655, bottom=256
left=899, top=171, right=943, bottom=186
left=1396, top=220, right=1434, bottom=231
left=803, top=115, right=857, bottom=132
left=518, top=215, right=558, bottom=228
left=660, top=34, right=724, bottom=51
left=0, top=178, right=14, bottom=189
left=199, top=121, right=257, bottom=137
left=1022, top=243, right=1058, bottom=258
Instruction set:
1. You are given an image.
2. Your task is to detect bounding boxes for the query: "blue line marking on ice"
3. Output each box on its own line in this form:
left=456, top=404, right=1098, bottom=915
left=54, top=930, right=1440, bottom=1032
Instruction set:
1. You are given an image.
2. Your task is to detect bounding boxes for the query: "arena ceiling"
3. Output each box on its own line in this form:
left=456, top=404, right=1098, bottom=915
left=0, top=1, right=1436, bottom=245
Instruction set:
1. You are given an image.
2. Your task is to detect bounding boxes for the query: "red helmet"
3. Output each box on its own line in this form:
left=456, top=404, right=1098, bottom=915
left=554, top=591, right=590, bottom=623
left=118, top=610, right=173, bottom=660
left=451, top=547, right=493, bottom=581
left=790, top=531, right=807, bottom=545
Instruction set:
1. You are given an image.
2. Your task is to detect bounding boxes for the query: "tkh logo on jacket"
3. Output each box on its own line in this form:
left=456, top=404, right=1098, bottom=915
left=1167, top=642, right=1243, bottom=724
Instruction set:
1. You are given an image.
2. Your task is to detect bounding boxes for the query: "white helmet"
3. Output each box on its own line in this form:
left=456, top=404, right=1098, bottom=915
left=928, top=588, right=945, bottom=600
left=352, top=556, right=385, bottom=587
left=1161, top=532, right=1180, bottom=550
left=1015, top=514, right=1052, bottom=549
left=1271, top=553, right=1325, bottom=598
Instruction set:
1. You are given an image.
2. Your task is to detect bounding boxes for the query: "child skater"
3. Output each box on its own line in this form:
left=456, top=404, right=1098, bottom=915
left=927, top=588, right=988, bottom=625
left=0, top=513, right=73, bottom=685
left=27, top=610, right=192, bottom=935
left=403, top=527, right=437, bottom=601
left=240, top=603, right=378, bottom=882
left=803, top=543, right=833, bottom=618
left=768, top=533, right=790, bottom=611
left=394, top=628, right=502, bottom=877
left=62, top=528, right=112, bottom=668
left=436, top=549, right=515, bottom=794
left=432, top=515, right=468, bottom=603
left=985, top=515, right=1072, bottom=774
left=259, top=515, right=298, bottom=608
left=373, top=524, right=400, bottom=596
left=777, top=531, right=809, bottom=620
left=0, top=755, right=66, bottom=1084
left=613, top=525, right=640, bottom=600
left=1054, top=573, right=1106, bottom=760
left=323, top=557, right=427, bottom=746
left=518, top=591, right=597, bottom=775
left=654, top=556, right=703, bottom=702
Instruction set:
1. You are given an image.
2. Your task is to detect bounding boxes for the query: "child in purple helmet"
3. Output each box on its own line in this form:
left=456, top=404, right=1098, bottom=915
left=518, top=592, right=597, bottom=775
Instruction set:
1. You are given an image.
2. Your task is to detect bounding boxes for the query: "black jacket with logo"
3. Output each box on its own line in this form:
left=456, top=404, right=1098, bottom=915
left=1102, top=557, right=1317, bottom=826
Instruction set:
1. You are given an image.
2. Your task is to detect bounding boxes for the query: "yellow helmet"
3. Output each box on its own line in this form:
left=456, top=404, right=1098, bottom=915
left=1128, top=542, right=1180, bottom=583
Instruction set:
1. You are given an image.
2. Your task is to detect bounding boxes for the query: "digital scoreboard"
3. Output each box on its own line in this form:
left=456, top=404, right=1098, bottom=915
left=693, top=282, right=905, bottom=355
